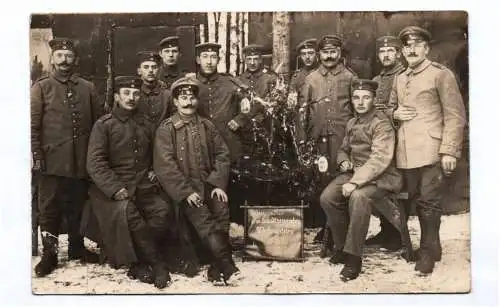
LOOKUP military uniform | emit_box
[31,38,103,277]
[320,79,402,280]
[289,38,319,93]
[158,36,188,88]
[154,77,238,283]
[387,26,467,274]
[85,76,171,288]
[299,36,357,174]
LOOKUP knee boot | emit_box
[34,231,58,277]
[66,209,99,264]
[205,232,239,284]
[320,225,333,258]
[415,208,441,274]
[131,228,171,289]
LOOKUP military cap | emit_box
[351,79,379,93]
[137,51,162,65]
[318,34,342,50]
[296,38,318,52]
[195,42,221,55]
[398,26,432,43]
[159,36,180,49]
[243,44,264,56]
[48,38,76,52]
[170,76,201,97]
[114,76,142,91]
[375,36,402,50]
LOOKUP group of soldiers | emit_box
[31,24,466,287]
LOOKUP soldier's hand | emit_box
[339,160,353,172]
[228,120,240,131]
[441,154,457,176]
[147,170,157,183]
[393,105,417,121]
[211,188,228,203]
[114,188,129,201]
[342,182,358,198]
[186,192,204,208]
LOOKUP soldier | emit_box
[158,36,188,89]
[194,42,255,163]
[136,51,173,128]
[86,76,171,289]
[31,38,102,277]
[364,36,406,250]
[387,26,466,274]
[154,77,239,284]
[299,34,357,173]
[289,38,319,94]
[320,79,403,281]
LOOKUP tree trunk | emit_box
[229,12,238,76]
[272,12,291,76]
[207,13,216,43]
[217,12,228,73]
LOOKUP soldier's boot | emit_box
[131,228,171,288]
[67,234,99,263]
[340,253,362,281]
[328,249,347,265]
[366,217,395,246]
[34,232,58,277]
[205,232,240,285]
[319,226,334,258]
[382,226,403,252]
[313,227,325,244]
[127,263,154,284]
[415,208,441,274]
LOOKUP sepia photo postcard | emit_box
[27,10,471,296]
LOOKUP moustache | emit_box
[407,53,418,57]
[181,104,195,109]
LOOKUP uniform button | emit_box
[133,139,137,142]
[72,119,76,123]
[181,146,184,150]
[134,149,138,153]
[73,135,77,139]
[179,157,183,161]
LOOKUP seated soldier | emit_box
[153,77,240,285]
[86,76,171,289]
[319,79,403,281]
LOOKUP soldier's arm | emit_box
[205,122,231,192]
[86,121,125,198]
[385,77,400,129]
[349,119,395,188]
[158,89,175,124]
[437,69,467,159]
[90,83,105,123]
[153,124,197,204]
[30,83,44,162]
[336,120,353,166]
[296,80,312,142]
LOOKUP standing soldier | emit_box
[289,38,319,95]
[154,77,239,285]
[299,35,357,245]
[388,26,466,274]
[237,44,277,154]
[364,36,406,250]
[320,79,402,281]
[86,76,171,289]
[136,51,173,128]
[31,38,102,277]
[158,36,188,89]
[194,42,254,163]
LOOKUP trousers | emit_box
[401,162,445,213]
[320,173,388,256]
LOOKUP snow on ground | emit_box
[32,213,470,294]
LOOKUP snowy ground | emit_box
[32,213,470,294]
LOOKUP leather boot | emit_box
[313,227,325,244]
[205,232,239,284]
[319,226,333,258]
[365,218,390,246]
[131,228,171,288]
[415,208,441,274]
[34,232,58,277]
[340,253,362,281]
[328,249,347,265]
[68,234,99,263]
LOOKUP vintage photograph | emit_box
[30,11,470,294]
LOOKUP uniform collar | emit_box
[302,63,318,72]
[243,69,264,79]
[380,62,405,76]
[318,62,345,76]
[354,107,377,124]
[163,64,180,77]
[197,72,219,83]
[405,58,431,76]
[112,105,137,122]
[51,70,79,84]
[171,112,199,129]
[141,80,162,95]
